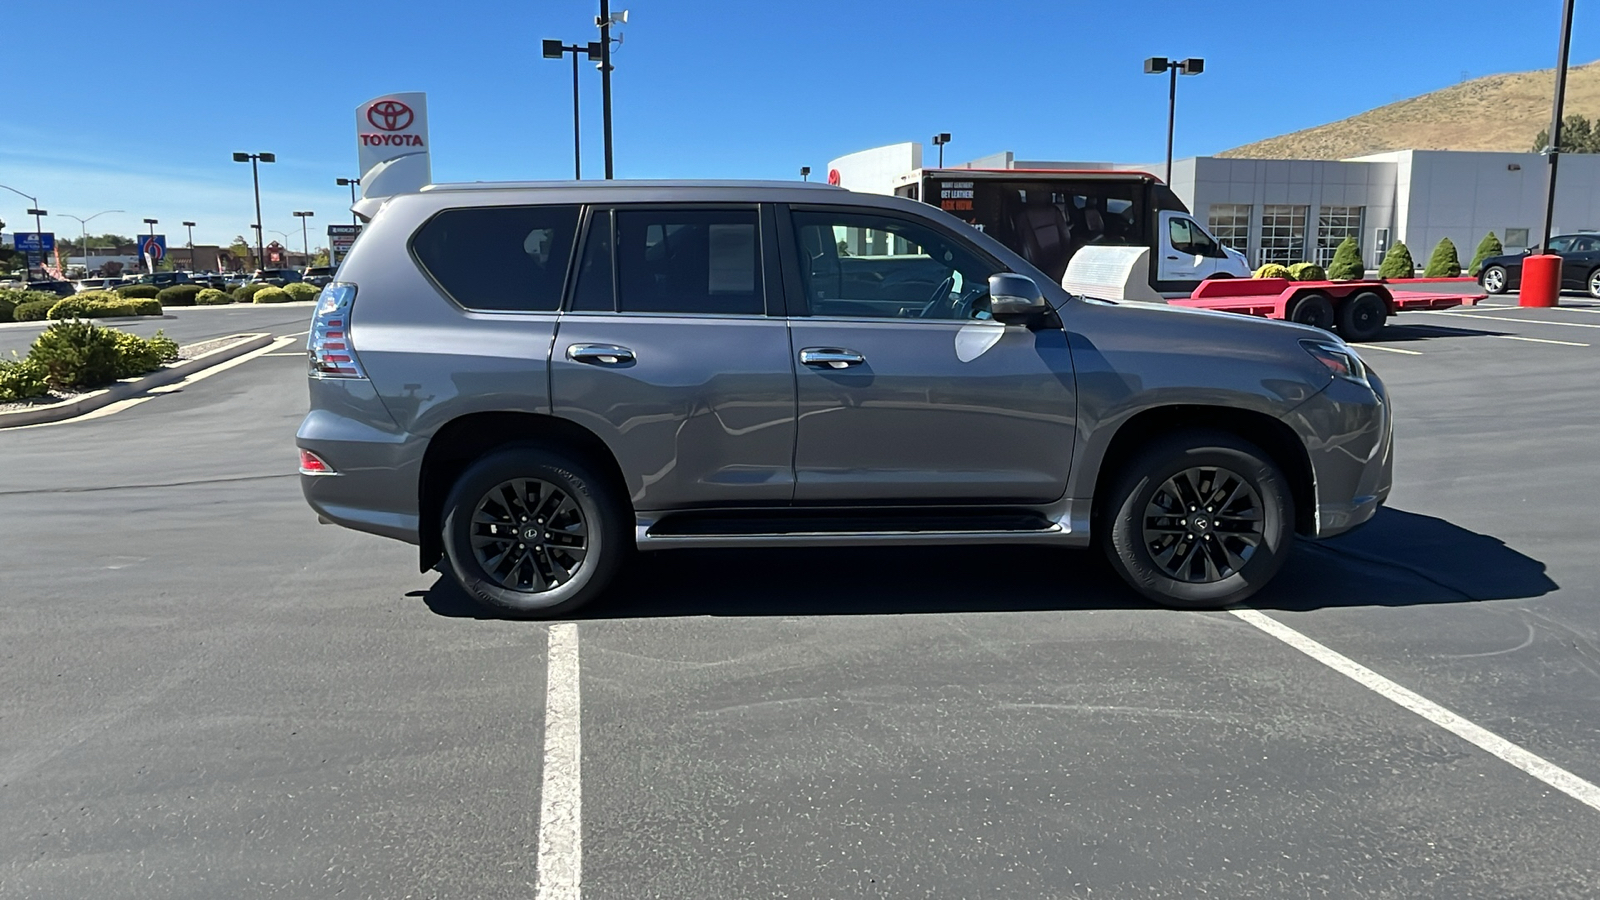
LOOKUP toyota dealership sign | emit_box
[355,92,432,210]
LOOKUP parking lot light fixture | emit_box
[293,211,315,263]
[61,209,122,273]
[544,39,603,179]
[932,133,951,168]
[233,152,275,264]
[1144,56,1204,185]
[336,177,361,225]
[800,166,811,182]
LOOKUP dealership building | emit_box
[828,142,1600,270]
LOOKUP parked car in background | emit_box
[74,277,119,293]
[302,266,336,287]
[250,268,303,286]
[26,280,77,298]
[1479,233,1600,297]
[123,271,191,289]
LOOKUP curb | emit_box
[0,332,275,429]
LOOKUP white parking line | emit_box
[1416,310,1600,330]
[1494,335,1591,347]
[1231,608,1600,813]
[536,623,583,900]
[1356,344,1423,355]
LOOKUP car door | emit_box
[1560,236,1599,291]
[550,204,796,511]
[781,204,1076,504]
[1157,211,1216,283]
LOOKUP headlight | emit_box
[1301,339,1370,387]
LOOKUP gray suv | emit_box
[297,180,1392,616]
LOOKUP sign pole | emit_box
[1541,0,1576,252]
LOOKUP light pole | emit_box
[232,151,275,265]
[1541,0,1576,252]
[596,3,628,179]
[800,166,811,182]
[143,218,159,272]
[61,209,123,274]
[182,221,197,271]
[1144,56,1205,185]
[932,133,951,168]
[293,211,314,265]
[335,177,360,225]
[1,184,45,274]
[543,39,603,179]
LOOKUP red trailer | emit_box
[1167,277,1484,342]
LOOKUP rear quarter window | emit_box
[411,205,580,311]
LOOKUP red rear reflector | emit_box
[299,449,336,475]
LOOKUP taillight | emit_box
[309,283,367,379]
[299,449,338,475]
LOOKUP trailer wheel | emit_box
[1337,291,1389,342]
[1286,292,1335,330]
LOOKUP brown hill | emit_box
[1218,59,1600,159]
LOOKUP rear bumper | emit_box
[1282,369,1393,539]
[296,382,422,546]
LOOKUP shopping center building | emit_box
[827,142,1600,270]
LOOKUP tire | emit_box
[1101,430,1294,609]
[1336,291,1388,342]
[1481,265,1509,294]
[1587,268,1600,299]
[441,445,629,618]
[1286,292,1335,330]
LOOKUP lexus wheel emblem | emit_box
[367,100,414,132]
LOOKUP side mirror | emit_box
[988,273,1048,321]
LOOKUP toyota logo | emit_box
[367,100,414,132]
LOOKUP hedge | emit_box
[0,321,180,399]
[157,284,202,307]
[1253,263,1292,279]
[283,282,321,302]
[1468,231,1503,277]
[1377,242,1416,280]
[47,292,138,319]
[0,357,49,401]
[127,297,163,316]
[0,289,64,323]
[1424,237,1462,277]
[13,300,57,321]
[252,286,292,304]
[115,284,161,299]
[233,282,271,302]
[196,288,232,305]
[1327,237,1365,280]
[1287,262,1327,281]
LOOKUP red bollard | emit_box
[1520,254,1562,307]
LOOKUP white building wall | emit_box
[826,142,922,195]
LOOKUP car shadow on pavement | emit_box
[1374,323,1511,344]
[413,507,1554,620]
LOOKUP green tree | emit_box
[1468,231,1503,276]
[1532,114,1600,153]
[309,248,330,267]
[1377,241,1415,279]
[1423,237,1462,277]
[1327,237,1365,280]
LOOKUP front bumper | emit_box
[1281,368,1393,539]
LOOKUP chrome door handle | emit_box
[799,348,865,369]
[567,343,635,365]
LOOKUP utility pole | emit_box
[1541,0,1576,251]
[599,0,614,178]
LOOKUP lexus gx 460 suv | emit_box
[297,180,1392,617]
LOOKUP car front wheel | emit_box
[1481,265,1509,294]
[1102,431,1294,609]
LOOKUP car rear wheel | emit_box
[1481,265,1509,294]
[1587,268,1600,299]
[1102,430,1294,609]
[441,445,629,618]
[1336,291,1388,342]
[1286,292,1335,330]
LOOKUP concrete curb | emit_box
[0,332,275,429]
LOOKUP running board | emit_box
[634,507,1088,550]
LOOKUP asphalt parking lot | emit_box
[2,298,1599,898]
[0,301,317,359]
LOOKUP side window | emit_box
[1570,236,1597,253]
[569,210,615,312]
[411,205,579,311]
[790,209,1002,320]
[1168,217,1196,254]
[614,208,763,315]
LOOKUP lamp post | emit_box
[800,166,811,182]
[1143,56,1205,185]
[932,133,951,168]
[596,2,629,179]
[543,40,603,179]
[232,151,275,265]
[335,177,360,225]
[293,211,314,266]
[182,221,197,271]
[1,184,45,274]
[1541,0,1577,253]
[61,209,123,274]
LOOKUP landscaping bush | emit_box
[0,357,50,402]
[233,282,270,302]
[284,282,321,302]
[110,329,180,378]
[196,288,232,305]
[157,284,202,307]
[127,297,163,316]
[0,289,66,322]
[1468,231,1504,276]
[27,320,123,390]
[1286,262,1327,281]
[1377,242,1416,280]
[0,297,12,324]
[48,292,137,319]
[1424,237,1462,277]
[252,286,292,304]
[1252,263,1292,279]
[1326,237,1365,280]
[115,283,161,299]
[13,300,58,321]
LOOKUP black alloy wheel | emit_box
[470,478,589,593]
[1287,292,1335,330]
[1337,291,1388,342]
[1141,466,1265,583]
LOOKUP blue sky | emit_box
[3,0,1596,248]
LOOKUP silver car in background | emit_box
[296,180,1392,617]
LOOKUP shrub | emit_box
[1377,242,1416,280]
[126,297,163,316]
[1424,237,1463,277]
[1286,262,1327,281]
[196,288,232,305]
[115,283,161,299]
[252,286,292,304]
[1326,237,1365,280]
[27,320,123,389]
[1468,231,1504,276]
[157,284,202,307]
[1,289,67,321]
[13,300,58,321]
[0,297,12,324]
[110,329,180,378]
[283,282,321,302]
[48,292,137,319]
[0,357,50,402]
[1253,263,1292,279]
[233,282,270,302]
